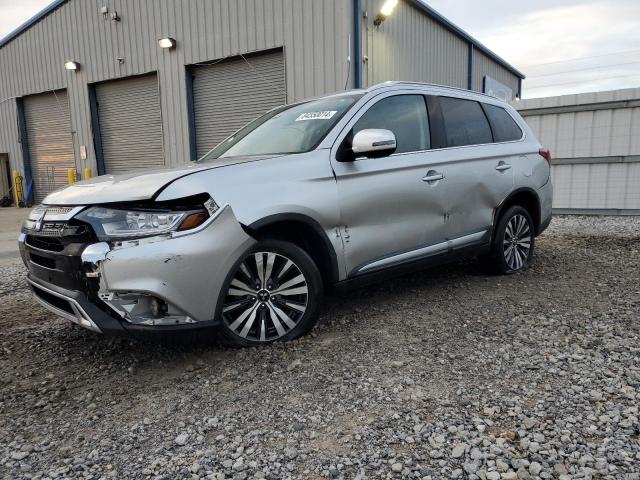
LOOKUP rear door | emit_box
[427,95,515,241]
[331,92,449,276]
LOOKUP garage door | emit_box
[95,74,164,174]
[192,50,286,158]
[23,91,75,203]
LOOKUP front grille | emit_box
[30,253,57,269]
[26,235,65,252]
[43,206,75,216]
[32,285,75,315]
[25,222,93,243]
[24,218,100,294]
[40,222,67,236]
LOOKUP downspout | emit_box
[16,97,34,205]
[467,42,474,91]
[353,0,362,88]
[517,77,523,99]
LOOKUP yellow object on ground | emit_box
[84,167,92,179]
[67,168,76,184]
[12,171,23,205]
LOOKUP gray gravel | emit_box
[1,215,639,479]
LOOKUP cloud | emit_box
[426,0,640,98]
[0,0,55,40]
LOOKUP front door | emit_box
[331,92,449,276]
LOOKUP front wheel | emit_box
[218,239,323,346]
[486,205,535,274]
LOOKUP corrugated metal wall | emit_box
[192,50,286,157]
[94,74,165,174]
[472,50,520,96]
[22,90,76,202]
[0,101,21,179]
[359,0,520,96]
[514,87,640,213]
[0,0,521,195]
[0,0,352,178]
[360,0,468,88]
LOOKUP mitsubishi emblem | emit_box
[35,209,47,232]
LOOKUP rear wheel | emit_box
[219,239,322,346]
[486,205,535,274]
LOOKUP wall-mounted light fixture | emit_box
[374,0,398,26]
[64,60,80,71]
[158,37,176,49]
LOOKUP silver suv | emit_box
[19,82,552,346]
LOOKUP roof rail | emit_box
[367,81,500,99]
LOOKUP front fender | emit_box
[100,206,256,322]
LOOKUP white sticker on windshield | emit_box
[295,110,338,121]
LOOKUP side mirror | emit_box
[351,129,397,159]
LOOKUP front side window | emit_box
[351,95,430,154]
[483,104,523,142]
[201,94,362,160]
[438,96,493,147]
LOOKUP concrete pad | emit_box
[0,207,29,264]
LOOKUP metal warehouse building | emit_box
[0,0,524,204]
[514,88,640,215]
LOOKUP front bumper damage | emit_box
[20,206,256,335]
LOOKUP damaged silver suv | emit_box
[19,82,552,346]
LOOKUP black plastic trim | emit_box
[348,230,491,278]
[334,242,491,294]
[425,95,446,149]
[246,213,340,286]
[493,187,543,236]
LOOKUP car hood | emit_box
[42,156,275,206]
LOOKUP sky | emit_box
[1,0,640,99]
[425,0,640,98]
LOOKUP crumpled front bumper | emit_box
[21,206,256,335]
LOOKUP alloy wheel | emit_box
[222,251,309,342]
[503,213,532,271]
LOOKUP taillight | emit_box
[539,148,551,166]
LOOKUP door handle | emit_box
[422,171,444,183]
[495,163,512,172]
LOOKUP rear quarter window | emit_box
[483,104,523,142]
[437,96,493,147]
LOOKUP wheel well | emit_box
[245,219,337,291]
[496,190,541,234]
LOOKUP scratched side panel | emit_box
[156,150,347,279]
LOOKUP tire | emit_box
[218,239,323,346]
[485,205,535,274]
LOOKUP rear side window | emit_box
[438,96,493,147]
[482,104,523,142]
[352,95,430,154]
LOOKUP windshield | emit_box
[200,94,362,160]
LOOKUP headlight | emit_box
[77,198,218,240]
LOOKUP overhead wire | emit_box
[526,61,640,78]
[526,73,640,89]
[520,49,640,68]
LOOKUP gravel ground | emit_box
[0,215,639,480]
